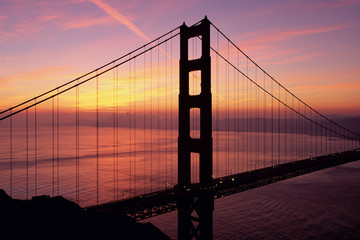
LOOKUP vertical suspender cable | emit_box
[157,42,160,189]
[165,41,168,187]
[331,119,334,153]
[242,69,245,172]
[296,99,299,159]
[271,80,274,166]
[303,104,306,157]
[143,49,147,193]
[295,100,298,160]
[246,59,249,171]
[285,91,287,161]
[296,100,299,160]
[26,109,29,199]
[256,67,259,169]
[321,116,323,155]
[226,41,230,175]
[170,34,173,186]
[263,72,266,168]
[298,101,301,160]
[34,99,37,196]
[289,96,292,161]
[291,97,294,161]
[237,51,240,173]
[52,97,55,197]
[150,49,153,192]
[116,64,119,200]
[129,59,132,197]
[170,37,178,178]
[216,30,219,177]
[278,85,280,165]
[10,110,12,197]
[57,89,60,196]
[134,58,137,196]
[113,62,116,201]
[324,116,327,154]
[315,113,318,157]
[96,72,99,204]
[234,67,238,174]
[309,108,312,158]
[293,97,296,161]
[233,51,236,173]
[249,61,252,170]
[302,104,305,158]
[76,80,79,204]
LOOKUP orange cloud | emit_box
[294,80,360,94]
[0,66,70,85]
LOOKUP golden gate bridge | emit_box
[1,17,359,239]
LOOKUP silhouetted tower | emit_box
[178,16,214,240]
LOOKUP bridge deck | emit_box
[86,149,360,221]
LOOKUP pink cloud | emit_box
[88,0,150,41]
[0,12,58,42]
[241,1,299,20]
[309,0,360,11]
[0,14,6,22]
[263,53,320,66]
[227,22,360,67]
[240,23,358,47]
[0,55,16,61]
[38,15,58,22]
[0,31,13,43]
[61,16,114,30]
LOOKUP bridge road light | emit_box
[122,191,126,199]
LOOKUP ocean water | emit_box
[1,124,359,239]
[1,125,352,207]
[145,160,360,240]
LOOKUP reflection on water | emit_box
[1,124,359,239]
[146,160,360,240]
[0,125,353,207]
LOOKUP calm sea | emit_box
[145,160,360,240]
[1,125,359,239]
[2,125,347,206]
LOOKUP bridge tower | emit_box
[178,16,213,239]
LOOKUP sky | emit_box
[1,0,360,118]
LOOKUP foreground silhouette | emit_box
[0,189,170,239]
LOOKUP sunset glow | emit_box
[1,3,360,231]
[1,0,359,118]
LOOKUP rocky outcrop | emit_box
[0,189,170,239]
